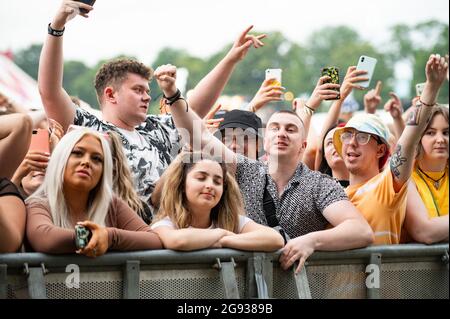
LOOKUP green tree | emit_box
[13,44,43,80]
[389,20,449,103]
[305,26,394,111]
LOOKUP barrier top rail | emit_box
[0,244,448,268]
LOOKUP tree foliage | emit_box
[12,21,449,112]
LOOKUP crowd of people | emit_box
[1,0,448,275]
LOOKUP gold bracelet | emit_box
[303,104,315,116]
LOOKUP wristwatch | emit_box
[48,23,65,37]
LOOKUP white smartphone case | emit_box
[356,56,377,88]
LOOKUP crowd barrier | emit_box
[0,244,448,299]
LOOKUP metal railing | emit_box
[0,244,448,299]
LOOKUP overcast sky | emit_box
[0,0,448,66]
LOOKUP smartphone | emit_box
[74,0,96,14]
[321,67,340,100]
[356,56,378,89]
[265,69,282,87]
[415,83,426,97]
[75,225,92,250]
[29,129,50,153]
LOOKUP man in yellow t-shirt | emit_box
[333,54,449,245]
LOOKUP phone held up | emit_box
[415,83,426,97]
[356,56,377,89]
[321,67,340,100]
[74,0,96,14]
[29,129,50,153]
[265,69,282,87]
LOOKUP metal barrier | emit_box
[0,244,448,299]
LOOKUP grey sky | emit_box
[1,0,448,67]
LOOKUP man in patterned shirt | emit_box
[38,1,266,208]
[164,71,374,273]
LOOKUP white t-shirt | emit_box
[151,216,252,233]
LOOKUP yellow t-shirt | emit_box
[346,170,408,245]
[412,166,449,218]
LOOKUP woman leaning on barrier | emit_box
[25,129,162,257]
[402,105,449,244]
[151,152,284,252]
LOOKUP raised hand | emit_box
[52,0,94,28]
[77,221,109,258]
[248,78,285,112]
[425,54,449,89]
[11,151,50,188]
[306,76,341,111]
[204,104,224,133]
[420,54,449,106]
[48,119,65,152]
[340,66,368,101]
[384,92,403,119]
[364,81,382,114]
[226,26,267,63]
[154,64,178,98]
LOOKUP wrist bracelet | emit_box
[163,89,181,105]
[48,23,65,37]
[163,89,188,112]
[304,104,315,116]
[418,99,436,107]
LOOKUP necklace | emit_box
[417,166,447,190]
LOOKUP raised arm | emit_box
[38,0,94,131]
[314,66,367,170]
[247,78,285,113]
[390,54,449,191]
[297,75,340,139]
[0,113,33,179]
[384,92,405,140]
[364,81,383,114]
[154,65,237,165]
[188,26,266,118]
[218,221,284,252]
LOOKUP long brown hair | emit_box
[154,152,245,233]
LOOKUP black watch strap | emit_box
[48,23,65,37]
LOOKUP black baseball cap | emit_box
[215,110,263,138]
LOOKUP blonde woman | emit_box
[26,129,162,256]
[151,152,284,252]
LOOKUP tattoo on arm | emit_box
[390,145,407,179]
[406,105,421,126]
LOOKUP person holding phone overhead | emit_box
[11,120,64,198]
[333,54,449,245]
[26,129,162,256]
[39,0,267,212]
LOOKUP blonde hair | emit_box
[154,152,245,233]
[107,131,144,217]
[27,130,113,229]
